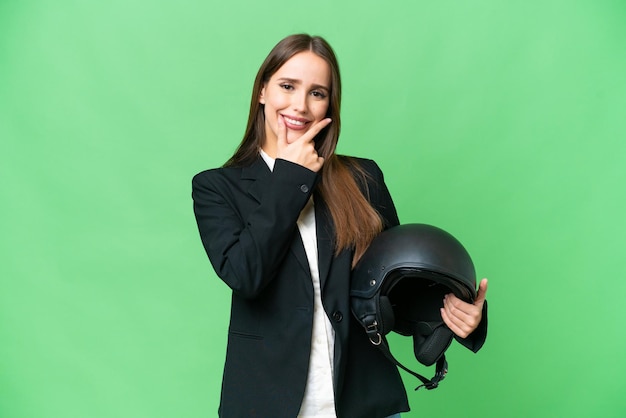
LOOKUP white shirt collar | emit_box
[259,148,275,172]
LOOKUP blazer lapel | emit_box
[241,157,270,204]
[315,193,335,289]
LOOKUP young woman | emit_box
[192,34,488,418]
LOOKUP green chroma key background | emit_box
[1,0,624,417]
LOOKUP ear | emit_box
[259,85,266,104]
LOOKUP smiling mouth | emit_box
[283,115,308,127]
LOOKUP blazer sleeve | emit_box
[192,159,317,299]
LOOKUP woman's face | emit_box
[259,51,331,156]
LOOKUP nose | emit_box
[291,91,308,114]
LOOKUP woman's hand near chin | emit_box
[275,115,331,172]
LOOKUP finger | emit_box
[443,294,474,323]
[440,307,471,339]
[443,293,475,317]
[443,293,482,331]
[442,299,478,338]
[474,278,488,306]
[305,156,326,173]
[277,115,288,148]
[293,117,332,144]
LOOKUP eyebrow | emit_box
[276,77,329,92]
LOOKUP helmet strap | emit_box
[376,338,448,390]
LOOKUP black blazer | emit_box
[192,156,410,417]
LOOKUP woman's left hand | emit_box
[441,278,488,339]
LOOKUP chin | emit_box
[287,133,305,143]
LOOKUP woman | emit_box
[192,34,488,418]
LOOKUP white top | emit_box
[260,151,337,417]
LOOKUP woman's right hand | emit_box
[275,115,331,172]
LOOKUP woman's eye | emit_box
[311,91,327,99]
[280,84,293,90]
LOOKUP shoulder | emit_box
[336,154,377,166]
[336,154,399,227]
[192,166,238,190]
[192,157,267,187]
[336,154,386,183]
[191,163,260,204]
[193,166,235,183]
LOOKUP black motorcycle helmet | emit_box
[351,223,477,389]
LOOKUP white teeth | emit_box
[284,116,305,126]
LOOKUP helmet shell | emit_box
[351,223,476,303]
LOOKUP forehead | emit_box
[271,51,331,87]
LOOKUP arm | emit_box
[192,117,331,298]
[192,160,317,298]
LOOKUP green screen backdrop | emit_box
[1,0,625,417]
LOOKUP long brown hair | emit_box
[225,34,382,265]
